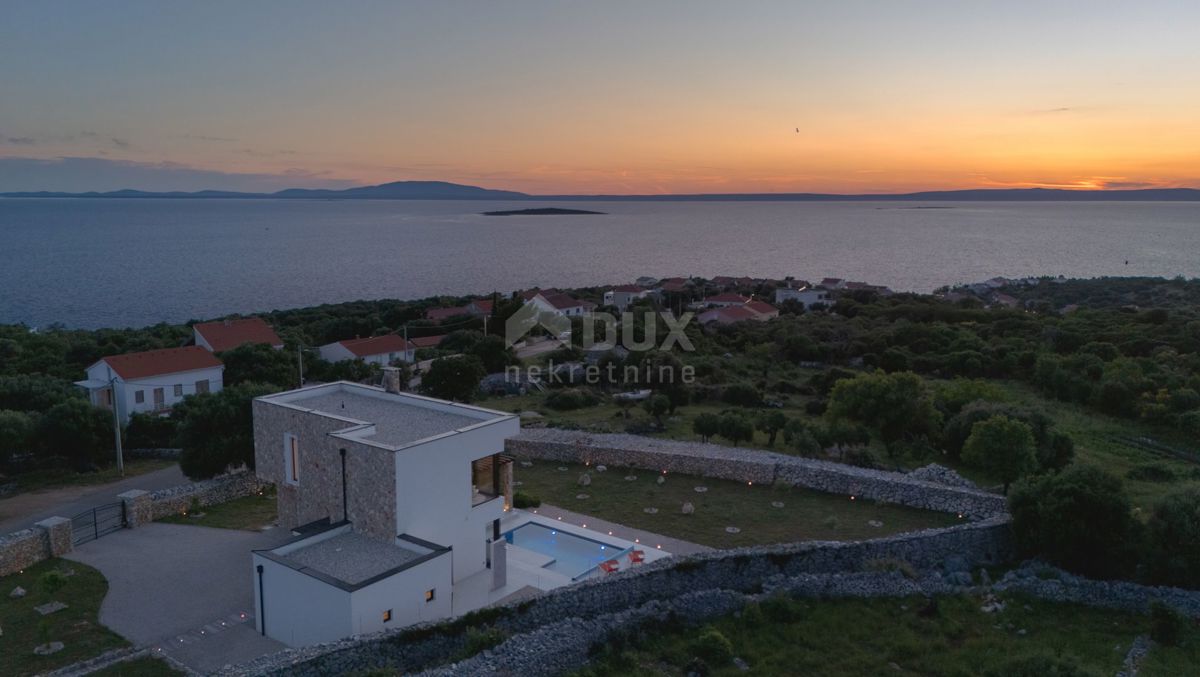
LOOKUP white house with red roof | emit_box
[697,299,778,325]
[75,346,224,423]
[689,292,750,310]
[602,284,653,311]
[425,299,494,322]
[774,286,831,308]
[193,317,284,353]
[318,335,415,365]
[525,290,595,317]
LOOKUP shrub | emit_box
[691,626,734,665]
[125,412,178,449]
[1009,464,1139,579]
[458,626,508,659]
[1149,601,1186,646]
[513,491,541,509]
[721,383,762,407]
[1144,488,1200,589]
[961,415,1038,494]
[544,388,599,411]
[692,413,720,443]
[717,412,755,446]
[39,569,68,594]
[1126,462,1178,483]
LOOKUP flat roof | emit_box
[258,382,512,448]
[280,531,427,586]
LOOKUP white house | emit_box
[251,377,520,646]
[318,335,415,365]
[774,286,831,308]
[75,346,224,423]
[602,285,653,311]
[193,317,284,353]
[526,291,595,317]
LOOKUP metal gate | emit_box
[71,501,126,545]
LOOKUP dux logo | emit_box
[505,304,695,353]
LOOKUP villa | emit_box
[525,290,596,317]
[193,317,284,353]
[318,335,415,365]
[250,373,665,646]
[75,346,224,423]
[774,286,831,308]
[602,284,653,311]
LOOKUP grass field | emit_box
[487,374,1200,514]
[0,559,128,677]
[158,489,277,531]
[515,460,959,548]
[573,592,1200,676]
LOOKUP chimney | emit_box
[381,366,401,394]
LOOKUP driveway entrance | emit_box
[66,522,294,672]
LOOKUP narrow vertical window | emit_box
[195,379,210,394]
[135,390,145,404]
[174,384,183,397]
[284,433,300,485]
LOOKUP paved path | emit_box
[0,464,187,533]
[536,503,712,555]
[66,522,293,673]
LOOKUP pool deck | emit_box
[526,504,713,556]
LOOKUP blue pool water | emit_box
[504,522,628,579]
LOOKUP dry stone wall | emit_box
[507,429,1007,518]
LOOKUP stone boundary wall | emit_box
[995,561,1200,618]
[507,429,1008,518]
[146,471,270,521]
[0,527,49,576]
[219,517,1013,676]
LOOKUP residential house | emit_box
[526,290,595,317]
[409,335,446,350]
[193,317,284,353]
[690,292,749,310]
[250,377,520,646]
[425,299,494,322]
[75,346,224,423]
[818,277,846,290]
[697,300,778,325]
[318,335,415,365]
[602,284,653,311]
[658,277,690,293]
[774,286,831,308]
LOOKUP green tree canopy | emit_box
[218,342,299,388]
[0,409,34,467]
[175,382,278,480]
[717,412,754,446]
[692,412,720,443]
[35,398,115,469]
[961,415,1038,493]
[1144,488,1200,589]
[826,371,942,457]
[422,355,486,402]
[1008,464,1139,579]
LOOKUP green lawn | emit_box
[489,375,1200,514]
[515,461,959,548]
[88,656,182,677]
[574,592,1199,677]
[2,459,176,495]
[158,489,277,531]
[0,559,128,677]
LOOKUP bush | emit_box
[721,383,761,407]
[1126,462,1178,483]
[544,388,599,411]
[176,382,278,480]
[1144,488,1200,589]
[422,355,487,402]
[961,415,1038,493]
[691,626,734,665]
[1009,464,1139,579]
[39,569,68,594]
[125,412,178,449]
[513,491,541,509]
[1150,601,1186,646]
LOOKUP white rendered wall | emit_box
[349,552,452,636]
[252,553,352,647]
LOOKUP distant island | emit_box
[3,180,1200,202]
[482,207,606,216]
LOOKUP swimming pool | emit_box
[504,522,629,580]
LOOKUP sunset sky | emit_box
[2,1,1198,194]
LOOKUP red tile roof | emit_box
[97,346,223,380]
[468,299,494,313]
[193,317,283,353]
[541,292,594,311]
[699,306,759,324]
[410,335,446,348]
[746,300,778,316]
[610,284,647,293]
[338,335,413,358]
[702,293,750,304]
[426,306,469,321]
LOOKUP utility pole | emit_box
[107,368,124,476]
[297,345,305,388]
